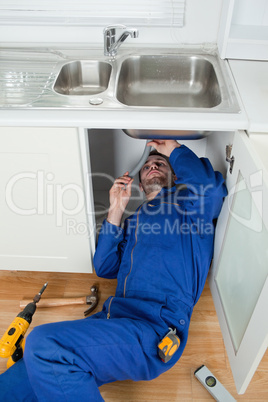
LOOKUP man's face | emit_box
[139,155,176,195]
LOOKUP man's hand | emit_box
[107,172,133,226]
[147,140,180,157]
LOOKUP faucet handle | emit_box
[104,25,139,56]
[125,28,139,39]
[104,25,127,57]
[103,24,127,35]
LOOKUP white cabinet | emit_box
[0,127,95,273]
[218,0,268,60]
[209,130,268,394]
[228,60,268,134]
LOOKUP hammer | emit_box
[19,286,99,317]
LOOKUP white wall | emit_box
[1,0,223,46]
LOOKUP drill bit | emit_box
[33,282,48,304]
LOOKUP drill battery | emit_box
[157,328,180,363]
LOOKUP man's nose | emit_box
[150,163,158,170]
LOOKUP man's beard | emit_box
[141,175,171,195]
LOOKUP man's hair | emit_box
[138,150,175,182]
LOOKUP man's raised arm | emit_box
[93,172,133,279]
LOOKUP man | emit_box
[0,140,227,401]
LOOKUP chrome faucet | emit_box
[104,25,139,57]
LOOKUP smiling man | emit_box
[0,140,227,402]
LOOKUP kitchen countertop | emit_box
[0,46,248,131]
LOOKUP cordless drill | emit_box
[0,282,48,368]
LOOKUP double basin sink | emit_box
[53,48,240,112]
[53,48,240,138]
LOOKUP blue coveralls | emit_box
[0,145,227,401]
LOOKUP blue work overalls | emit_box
[0,146,227,401]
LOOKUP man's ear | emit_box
[173,174,178,182]
[139,182,144,192]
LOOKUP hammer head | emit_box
[84,285,99,316]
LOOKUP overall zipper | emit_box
[107,296,114,319]
[123,204,143,297]
[122,200,180,298]
[148,201,180,207]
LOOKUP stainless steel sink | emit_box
[48,47,241,128]
[0,46,245,138]
[116,55,222,108]
[54,60,112,96]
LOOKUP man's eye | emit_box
[157,162,164,167]
[143,166,149,170]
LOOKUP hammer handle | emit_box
[20,296,87,309]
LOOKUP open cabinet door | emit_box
[209,130,268,394]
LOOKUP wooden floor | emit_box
[0,270,267,401]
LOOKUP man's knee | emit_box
[24,323,56,362]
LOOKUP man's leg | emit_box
[22,316,166,402]
[0,358,37,402]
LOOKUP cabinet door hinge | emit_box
[226,145,235,174]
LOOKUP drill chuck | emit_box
[17,302,36,324]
